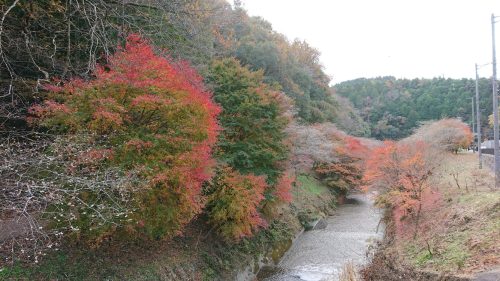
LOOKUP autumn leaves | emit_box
[363,119,473,238]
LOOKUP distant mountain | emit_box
[333,77,494,140]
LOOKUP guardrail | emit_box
[481,148,495,155]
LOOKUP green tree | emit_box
[233,16,337,123]
[207,58,288,183]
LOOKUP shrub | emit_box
[312,135,366,195]
[408,119,472,153]
[0,132,146,263]
[313,158,362,195]
[28,34,220,241]
[205,167,268,242]
[286,123,348,173]
[274,172,294,203]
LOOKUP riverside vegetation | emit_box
[0,1,365,279]
[1,1,499,280]
[361,120,499,280]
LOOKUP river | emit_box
[257,193,384,281]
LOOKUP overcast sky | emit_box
[241,0,500,84]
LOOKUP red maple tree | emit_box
[29,34,221,240]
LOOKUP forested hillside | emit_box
[334,77,494,139]
[0,1,361,279]
[0,0,337,126]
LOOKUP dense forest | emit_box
[334,77,495,139]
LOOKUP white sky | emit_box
[240,0,500,84]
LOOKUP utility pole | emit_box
[491,14,499,188]
[471,96,475,154]
[476,63,482,168]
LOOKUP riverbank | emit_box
[363,153,500,280]
[0,174,336,281]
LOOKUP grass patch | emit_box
[296,174,325,195]
[0,252,95,281]
[457,192,498,206]
[407,232,471,271]
[439,236,471,270]
[415,251,433,267]
[0,263,31,280]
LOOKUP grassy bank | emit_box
[364,152,499,280]
[402,153,499,275]
[0,174,335,281]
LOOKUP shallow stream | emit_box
[257,193,384,281]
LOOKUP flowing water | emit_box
[257,193,384,281]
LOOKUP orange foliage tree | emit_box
[364,141,438,238]
[313,135,367,196]
[28,34,220,241]
[205,166,268,242]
